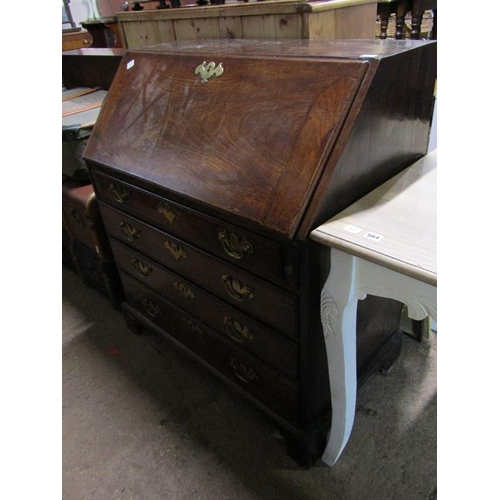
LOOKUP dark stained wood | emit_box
[64,234,124,309]
[99,203,299,336]
[92,170,297,288]
[120,273,299,423]
[377,2,394,39]
[356,296,405,382]
[84,39,437,466]
[62,178,113,260]
[85,39,436,241]
[410,0,437,39]
[377,0,436,40]
[377,0,411,39]
[81,18,124,48]
[62,48,125,90]
[62,179,124,308]
[85,48,368,239]
[296,40,437,239]
[110,238,299,378]
[127,38,426,58]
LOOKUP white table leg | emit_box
[320,249,359,466]
[319,248,437,466]
[354,259,437,323]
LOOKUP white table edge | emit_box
[311,229,437,288]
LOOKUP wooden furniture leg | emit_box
[410,10,424,39]
[410,1,437,39]
[430,9,437,39]
[377,3,394,39]
[395,0,411,39]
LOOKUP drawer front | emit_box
[100,203,298,337]
[120,272,299,423]
[110,239,298,379]
[92,170,297,288]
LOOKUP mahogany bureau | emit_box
[83,39,437,466]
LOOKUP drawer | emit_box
[92,170,297,288]
[120,272,299,424]
[110,239,298,379]
[100,203,298,337]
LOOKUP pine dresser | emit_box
[83,39,437,466]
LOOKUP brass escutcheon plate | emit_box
[195,61,224,83]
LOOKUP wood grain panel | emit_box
[92,170,295,287]
[85,50,367,238]
[111,239,299,377]
[120,272,299,423]
[100,204,299,335]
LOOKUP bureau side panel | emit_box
[297,240,331,428]
[297,41,437,239]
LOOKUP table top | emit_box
[62,88,108,129]
[311,149,437,286]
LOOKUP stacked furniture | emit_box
[62,29,93,52]
[62,87,124,309]
[62,48,125,92]
[62,178,124,309]
[83,39,437,466]
[116,0,378,49]
[81,17,124,48]
[62,51,126,307]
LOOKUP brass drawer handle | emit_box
[164,239,187,261]
[120,221,140,242]
[141,298,161,318]
[109,181,130,204]
[157,202,180,225]
[132,258,152,278]
[218,229,253,260]
[173,281,195,300]
[181,316,202,336]
[221,274,254,302]
[230,359,257,383]
[223,316,253,344]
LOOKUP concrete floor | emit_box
[62,265,437,500]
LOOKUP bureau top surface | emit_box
[311,149,437,286]
[84,39,436,239]
[134,38,432,60]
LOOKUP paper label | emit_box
[364,232,383,242]
[343,224,362,234]
[127,59,135,70]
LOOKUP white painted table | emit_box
[310,149,437,466]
